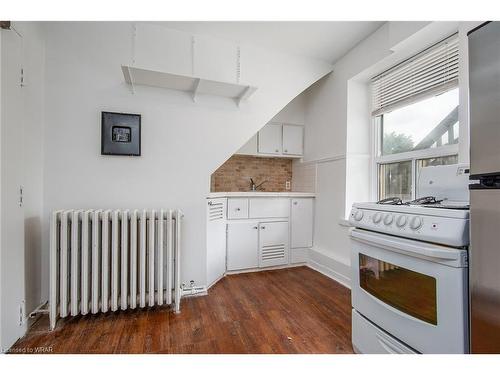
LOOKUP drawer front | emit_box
[352,310,417,354]
[227,198,249,219]
[249,198,289,218]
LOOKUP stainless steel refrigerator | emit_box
[468,21,500,353]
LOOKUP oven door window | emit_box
[359,253,437,325]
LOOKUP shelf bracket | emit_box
[236,85,252,107]
[127,65,135,95]
[191,78,201,102]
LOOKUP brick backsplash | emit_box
[211,155,292,192]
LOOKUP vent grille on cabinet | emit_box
[208,201,224,221]
[261,244,286,261]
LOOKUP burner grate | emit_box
[377,197,404,205]
[405,196,443,206]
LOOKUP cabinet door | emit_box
[227,222,259,271]
[290,198,314,249]
[282,124,304,156]
[258,123,282,154]
[236,133,258,156]
[1,29,26,346]
[259,221,289,267]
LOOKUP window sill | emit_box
[338,218,352,227]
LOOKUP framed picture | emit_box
[101,111,141,156]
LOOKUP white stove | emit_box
[349,164,470,354]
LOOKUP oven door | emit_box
[350,229,468,354]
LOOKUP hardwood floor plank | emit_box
[10,267,353,354]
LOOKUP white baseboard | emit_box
[224,262,307,276]
[207,274,225,290]
[307,248,351,289]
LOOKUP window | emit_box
[372,34,460,201]
[381,88,459,155]
[378,161,413,201]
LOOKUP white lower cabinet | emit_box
[226,220,289,271]
[290,198,314,248]
[209,196,314,275]
[227,222,259,271]
[259,221,289,268]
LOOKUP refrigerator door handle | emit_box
[469,172,500,190]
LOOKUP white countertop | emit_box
[207,191,315,198]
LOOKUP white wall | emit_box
[21,22,46,316]
[41,22,332,298]
[303,21,476,287]
[269,92,307,125]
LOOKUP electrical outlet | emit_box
[285,181,291,190]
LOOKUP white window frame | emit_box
[372,114,459,201]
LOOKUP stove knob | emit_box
[354,210,364,221]
[372,212,382,224]
[410,216,423,230]
[396,215,408,228]
[384,213,394,225]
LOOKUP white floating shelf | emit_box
[122,65,257,106]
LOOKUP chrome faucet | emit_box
[250,178,268,191]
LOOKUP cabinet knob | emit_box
[261,226,266,229]
[236,208,241,211]
[253,226,258,229]
[284,149,288,153]
[293,201,298,205]
[275,149,279,152]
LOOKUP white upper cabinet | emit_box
[237,123,304,158]
[258,123,282,155]
[282,124,304,156]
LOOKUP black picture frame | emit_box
[101,111,141,156]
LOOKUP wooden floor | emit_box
[10,266,353,354]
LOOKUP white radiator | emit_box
[49,209,183,330]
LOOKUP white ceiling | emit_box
[160,21,384,63]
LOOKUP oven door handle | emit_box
[351,229,461,260]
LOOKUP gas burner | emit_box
[377,197,404,205]
[405,196,443,206]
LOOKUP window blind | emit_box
[371,34,459,116]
